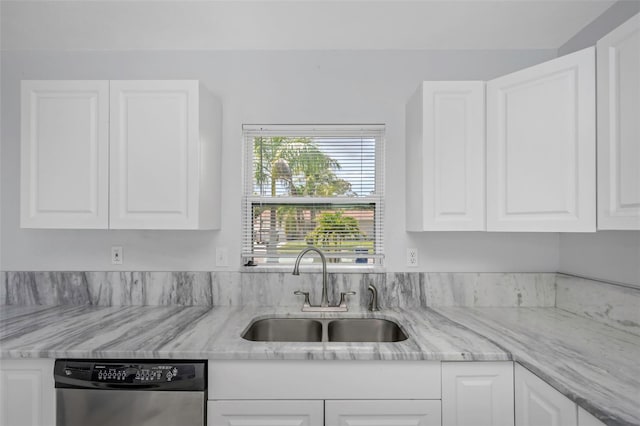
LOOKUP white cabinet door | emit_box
[442,361,514,426]
[110,80,220,229]
[597,13,640,230]
[208,400,323,426]
[577,407,606,426]
[21,79,221,230]
[20,80,109,228]
[0,358,55,426]
[515,364,577,426]
[487,47,596,232]
[325,400,441,426]
[406,81,485,231]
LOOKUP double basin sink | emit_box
[242,317,408,343]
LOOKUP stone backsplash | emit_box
[1,271,555,308]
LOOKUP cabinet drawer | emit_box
[325,400,441,426]
[209,360,441,400]
[208,400,323,426]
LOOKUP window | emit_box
[242,124,384,267]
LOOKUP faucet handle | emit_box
[294,290,311,307]
[338,291,356,308]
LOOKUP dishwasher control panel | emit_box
[54,360,205,390]
[92,364,181,383]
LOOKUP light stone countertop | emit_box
[1,305,638,425]
[432,307,640,426]
[0,305,509,361]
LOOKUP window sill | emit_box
[240,264,386,274]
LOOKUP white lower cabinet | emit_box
[0,359,56,426]
[208,400,441,426]
[208,361,607,426]
[208,400,324,426]
[325,400,441,426]
[209,360,441,400]
[209,361,442,426]
[577,407,606,426]
[515,363,577,426]
[442,361,514,426]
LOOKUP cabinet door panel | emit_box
[597,14,640,229]
[515,364,577,426]
[577,407,606,426]
[487,48,596,232]
[110,80,199,229]
[208,400,323,426]
[442,361,514,426]
[325,400,441,426]
[0,359,55,426]
[406,81,485,231]
[20,80,109,228]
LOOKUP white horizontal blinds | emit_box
[245,126,382,199]
[242,125,385,266]
[248,203,382,261]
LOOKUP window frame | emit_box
[241,124,385,269]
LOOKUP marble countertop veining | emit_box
[432,307,640,426]
[1,305,639,426]
[0,305,509,361]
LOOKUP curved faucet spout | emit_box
[292,247,329,307]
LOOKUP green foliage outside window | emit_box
[305,211,365,262]
[249,134,376,264]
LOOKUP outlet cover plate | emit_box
[111,246,123,265]
[407,248,418,267]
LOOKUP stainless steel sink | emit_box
[327,318,408,342]
[242,317,408,343]
[242,318,323,342]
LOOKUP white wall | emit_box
[0,49,560,272]
[559,233,640,286]
[558,0,640,56]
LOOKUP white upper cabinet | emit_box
[21,81,109,228]
[486,47,596,232]
[406,81,486,231]
[109,80,221,229]
[21,80,221,230]
[597,14,640,230]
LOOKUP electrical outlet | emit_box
[407,248,418,267]
[216,247,229,267]
[111,246,123,265]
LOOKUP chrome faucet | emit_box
[293,247,329,307]
[292,247,355,312]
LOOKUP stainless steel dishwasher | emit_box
[54,359,206,426]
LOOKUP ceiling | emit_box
[0,0,620,51]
